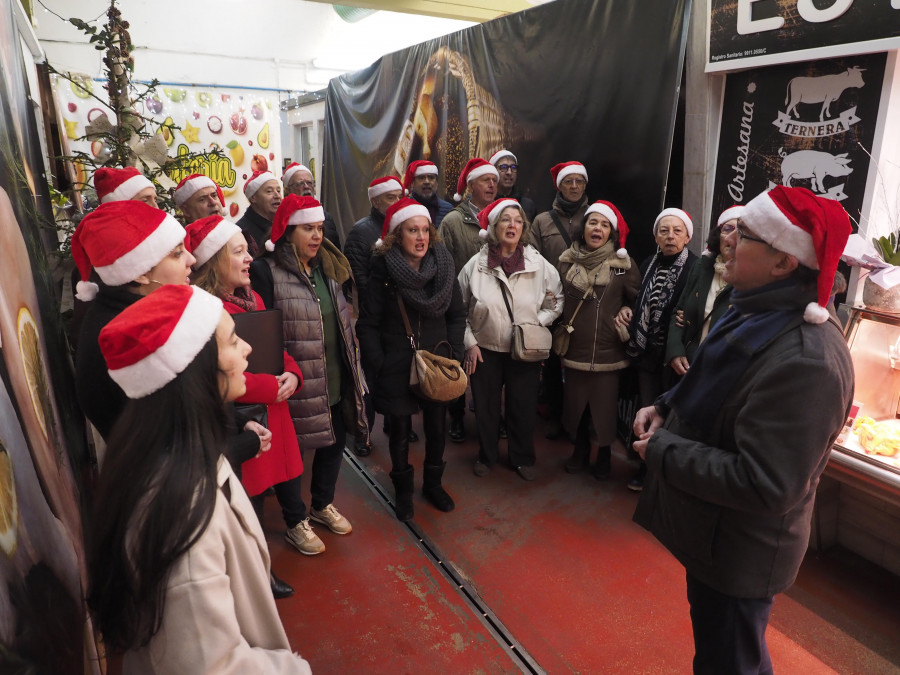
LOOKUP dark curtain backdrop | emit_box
[322,0,691,264]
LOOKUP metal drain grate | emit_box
[343,449,545,675]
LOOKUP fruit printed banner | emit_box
[0,3,97,672]
[54,78,282,220]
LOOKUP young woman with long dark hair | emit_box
[88,285,310,672]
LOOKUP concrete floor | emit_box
[262,414,900,674]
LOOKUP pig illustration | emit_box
[779,149,852,194]
[784,67,866,121]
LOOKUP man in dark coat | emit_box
[405,160,453,227]
[632,186,854,675]
[237,170,281,258]
[282,162,341,247]
[489,149,536,224]
[343,175,403,455]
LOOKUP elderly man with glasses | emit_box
[632,186,853,675]
[489,149,536,224]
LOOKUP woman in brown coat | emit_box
[557,201,641,478]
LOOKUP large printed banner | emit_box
[0,4,95,672]
[710,52,887,233]
[708,0,900,72]
[323,0,691,259]
[54,79,282,219]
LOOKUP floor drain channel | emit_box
[344,449,545,675]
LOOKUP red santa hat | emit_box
[174,173,225,208]
[717,204,745,227]
[740,186,851,324]
[453,158,499,202]
[550,162,588,190]
[184,215,242,268]
[403,160,439,191]
[93,167,154,204]
[367,176,403,201]
[585,200,629,258]
[488,149,517,166]
[99,285,224,399]
[71,200,186,301]
[244,170,278,199]
[653,208,694,239]
[476,198,523,240]
[282,162,311,187]
[266,194,325,252]
[377,197,431,248]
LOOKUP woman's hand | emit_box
[615,306,632,327]
[275,372,300,402]
[244,420,272,456]
[670,355,690,376]
[464,345,483,376]
[674,309,685,328]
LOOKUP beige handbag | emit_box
[397,295,468,402]
[498,279,551,362]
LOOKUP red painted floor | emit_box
[261,414,900,674]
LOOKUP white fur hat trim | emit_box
[367,178,403,200]
[100,174,153,203]
[584,203,618,229]
[192,219,241,268]
[555,164,588,188]
[174,175,216,207]
[488,149,517,165]
[244,172,277,199]
[93,213,186,286]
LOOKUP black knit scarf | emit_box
[384,243,455,317]
[662,278,809,434]
[556,193,588,217]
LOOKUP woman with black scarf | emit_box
[357,198,466,521]
[622,208,697,491]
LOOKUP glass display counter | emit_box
[827,305,900,507]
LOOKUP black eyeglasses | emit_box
[497,164,518,172]
[736,224,767,245]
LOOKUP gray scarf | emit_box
[383,243,455,317]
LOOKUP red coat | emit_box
[224,290,304,497]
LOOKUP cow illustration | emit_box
[779,149,852,194]
[784,67,866,121]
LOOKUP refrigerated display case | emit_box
[814,305,900,577]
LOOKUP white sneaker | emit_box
[309,503,352,535]
[285,519,325,555]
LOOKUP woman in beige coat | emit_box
[88,285,311,673]
[458,198,563,481]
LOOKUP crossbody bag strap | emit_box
[549,211,572,248]
[395,293,417,350]
[497,276,514,322]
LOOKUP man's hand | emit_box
[245,420,272,456]
[670,355,690,376]
[632,405,664,460]
[464,345,483,376]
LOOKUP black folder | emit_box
[231,309,284,375]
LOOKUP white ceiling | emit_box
[32,0,480,92]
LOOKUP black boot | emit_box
[422,462,455,512]
[564,439,589,473]
[592,445,611,480]
[390,466,415,521]
[270,571,294,599]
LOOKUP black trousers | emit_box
[251,474,305,529]
[448,393,465,422]
[686,572,774,675]
[387,402,446,471]
[541,351,564,422]
[470,348,540,468]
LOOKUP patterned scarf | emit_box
[383,243,455,317]
[626,248,690,358]
[558,240,630,296]
[487,243,525,277]
[222,286,257,312]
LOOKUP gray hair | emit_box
[486,203,533,247]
